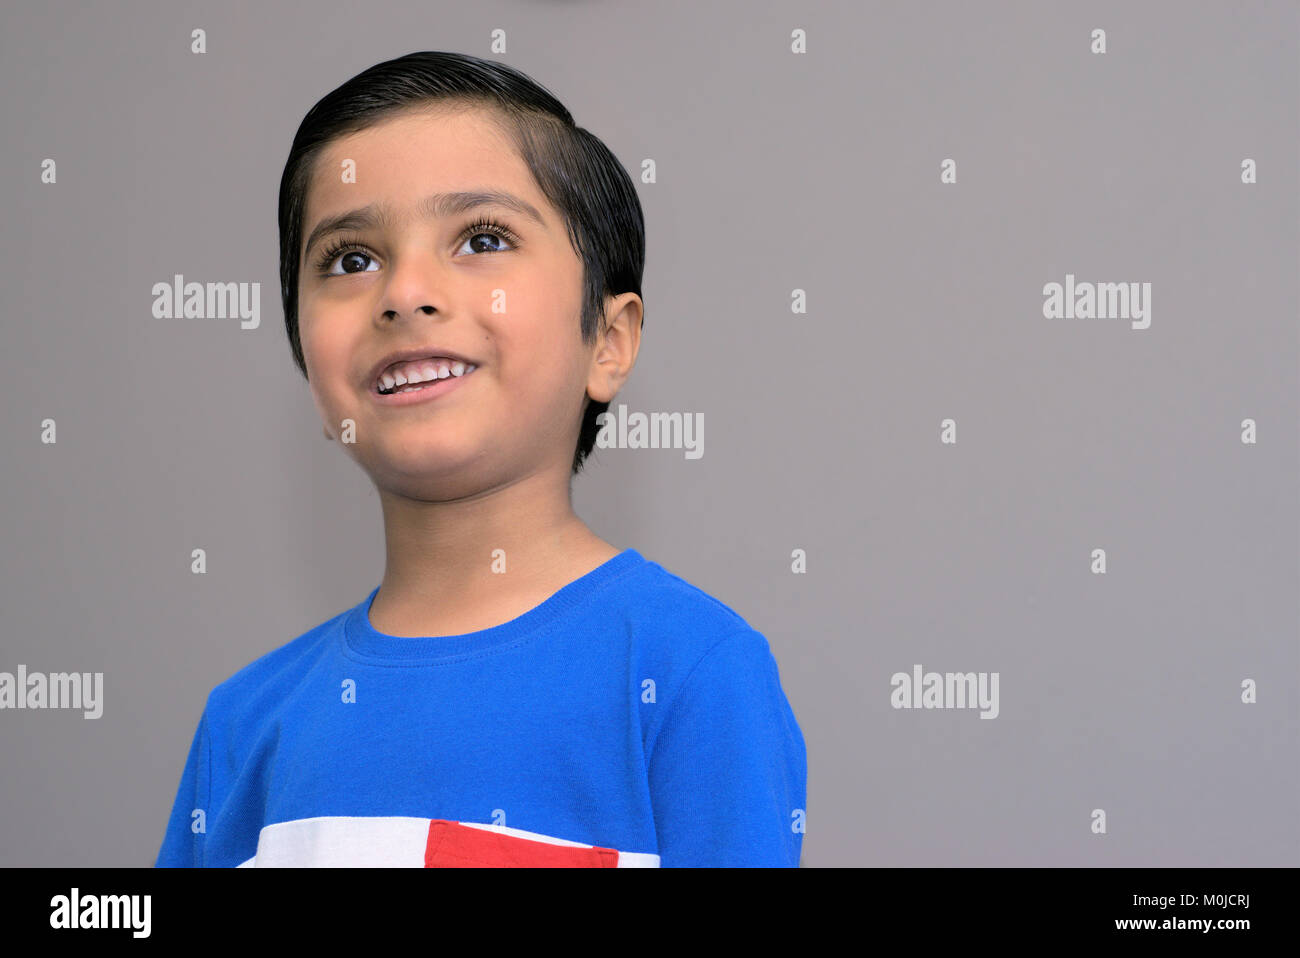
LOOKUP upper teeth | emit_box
[377,358,475,392]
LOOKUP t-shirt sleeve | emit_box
[647,629,807,867]
[154,707,211,867]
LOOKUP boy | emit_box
[155,51,806,867]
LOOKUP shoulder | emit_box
[618,559,803,802]
[611,552,780,700]
[202,601,350,723]
[616,552,765,654]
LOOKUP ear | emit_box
[586,293,643,403]
[323,424,332,440]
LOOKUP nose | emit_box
[377,247,447,324]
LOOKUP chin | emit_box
[366,441,471,477]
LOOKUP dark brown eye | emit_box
[338,251,374,273]
[463,232,508,254]
[456,217,519,256]
[315,238,380,275]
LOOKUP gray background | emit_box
[1,0,1296,867]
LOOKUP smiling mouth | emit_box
[374,361,479,395]
[369,365,480,408]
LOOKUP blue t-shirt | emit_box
[154,548,806,867]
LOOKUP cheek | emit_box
[298,316,324,376]
[496,313,584,395]
[300,314,350,383]
[507,343,572,396]
[521,359,587,421]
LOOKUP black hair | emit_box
[278,51,645,475]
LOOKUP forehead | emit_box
[302,106,548,235]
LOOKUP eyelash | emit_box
[312,216,521,273]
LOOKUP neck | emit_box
[368,467,616,637]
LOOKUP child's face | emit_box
[297,106,597,496]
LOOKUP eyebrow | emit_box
[301,190,548,265]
